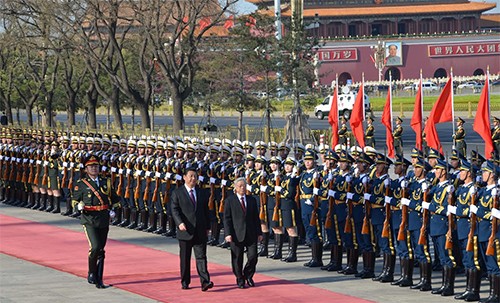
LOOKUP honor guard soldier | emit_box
[393,117,403,155]
[470,161,500,303]
[365,116,375,148]
[249,155,269,256]
[451,159,480,301]
[492,117,500,157]
[320,150,338,252]
[72,155,120,289]
[263,156,283,259]
[338,117,348,146]
[423,159,456,296]
[279,157,300,262]
[300,149,323,267]
[401,157,433,291]
[387,155,413,286]
[453,117,467,157]
[365,154,394,281]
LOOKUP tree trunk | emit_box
[86,86,98,130]
[172,95,184,134]
[135,101,150,131]
[26,104,33,127]
[67,91,77,126]
[238,111,243,141]
[110,86,123,130]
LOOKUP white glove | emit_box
[30,159,34,164]
[111,167,117,173]
[328,190,336,198]
[292,166,298,176]
[422,182,428,191]
[145,171,152,177]
[118,169,124,174]
[346,193,354,200]
[305,199,313,206]
[166,172,172,179]
[476,176,482,183]
[175,174,182,181]
[77,201,85,211]
[260,185,267,192]
[492,208,500,220]
[246,184,252,192]
[313,188,320,195]
[364,193,371,201]
[401,180,407,188]
[469,186,476,195]
[109,210,116,219]
[63,162,68,168]
[44,161,49,166]
[155,172,161,178]
[210,177,216,184]
[345,175,352,183]
[384,196,392,204]
[492,188,498,197]
[70,162,75,168]
[275,186,282,193]
[198,176,204,182]
[102,166,108,172]
[362,176,368,185]
[126,168,132,175]
[313,172,318,179]
[401,198,410,206]
[447,205,457,215]
[384,178,390,187]
[222,180,228,186]
[422,201,430,210]
[447,185,454,194]
[470,204,478,214]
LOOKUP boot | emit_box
[268,234,283,259]
[321,245,336,270]
[51,196,60,213]
[380,254,396,283]
[111,207,122,225]
[419,262,432,291]
[464,269,481,301]
[373,253,388,281]
[44,195,54,212]
[432,267,447,294]
[153,213,167,234]
[207,222,219,245]
[327,245,343,271]
[118,208,130,227]
[455,268,472,300]
[135,210,148,231]
[3,187,11,204]
[126,209,138,229]
[61,196,73,216]
[479,274,498,303]
[391,257,404,286]
[258,232,270,257]
[37,193,47,211]
[441,266,455,296]
[322,240,331,251]
[144,212,157,232]
[26,191,35,208]
[304,242,323,267]
[282,236,298,262]
[31,192,41,210]
[343,248,359,275]
[0,186,5,202]
[358,252,375,279]
[19,190,28,207]
[399,258,414,287]
[95,257,110,289]
[165,216,177,237]
[87,255,97,285]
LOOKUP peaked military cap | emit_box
[459,159,472,171]
[410,147,424,158]
[428,148,442,159]
[84,155,100,167]
[375,153,393,165]
[304,149,317,161]
[394,154,412,167]
[434,158,448,170]
[456,117,465,124]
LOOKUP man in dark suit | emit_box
[224,177,263,288]
[171,167,214,292]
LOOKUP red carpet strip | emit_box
[0,214,373,303]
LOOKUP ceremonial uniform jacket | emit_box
[407,178,427,231]
[428,180,450,236]
[331,172,351,222]
[455,181,474,240]
[475,184,496,242]
[388,176,405,227]
[366,173,390,225]
[350,173,368,223]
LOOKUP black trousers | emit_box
[83,225,109,273]
[178,235,210,286]
[230,238,258,285]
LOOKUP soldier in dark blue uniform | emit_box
[471,161,499,302]
[280,157,300,262]
[423,159,456,296]
[72,155,120,289]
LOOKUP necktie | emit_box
[190,189,196,207]
[240,196,246,213]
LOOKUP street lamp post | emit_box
[370,41,386,83]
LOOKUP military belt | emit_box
[335,199,346,205]
[300,194,313,199]
[83,205,109,211]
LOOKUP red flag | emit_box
[328,82,339,148]
[349,83,365,148]
[424,77,454,153]
[473,74,494,158]
[381,82,394,158]
[223,15,234,29]
[411,78,423,150]
[199,17,211,30]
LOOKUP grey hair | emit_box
[234,177,247,186]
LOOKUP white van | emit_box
[314,92,371,120]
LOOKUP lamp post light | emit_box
[370,40,386,83]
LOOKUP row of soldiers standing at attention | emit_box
[1,126,500,302]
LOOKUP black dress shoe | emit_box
[201,281,214,291]
[238,284,246,289]
[246,278,255,287]
[181,284,190,290]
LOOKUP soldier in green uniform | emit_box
[393,117,403,156]
[72,155,120,289]
[453,117,467,156]
[492,117,500,158]
[365,117,375,148]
